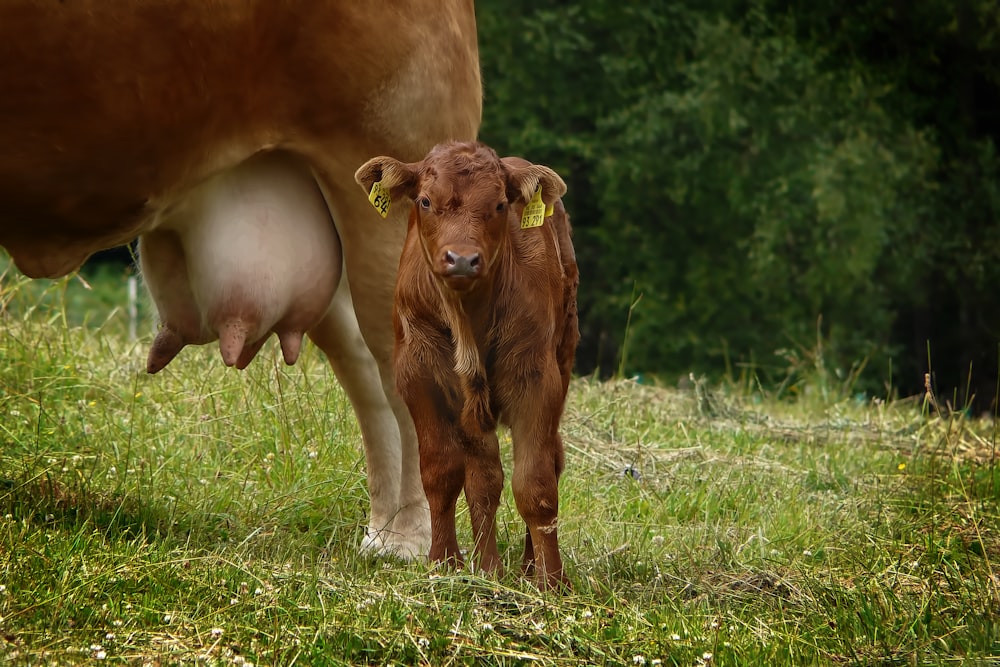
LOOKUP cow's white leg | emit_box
[312,179,430,559]
[308,274,429,559]
[377,366,431,559]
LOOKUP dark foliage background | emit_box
[475,0,1000,407]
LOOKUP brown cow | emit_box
[355,142,579,589]
[0,2,482,558]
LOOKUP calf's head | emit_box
[356,142,566,292]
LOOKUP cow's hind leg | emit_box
[308,277,429,559]
[314,181,430,559]
[462,430,503,576]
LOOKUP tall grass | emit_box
[1,262,998,665]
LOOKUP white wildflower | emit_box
[211,627,224,639]
[632,656,646,665]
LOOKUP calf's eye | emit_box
[496,202,506,213]
[418,197,431,210]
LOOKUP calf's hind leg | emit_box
[520,432,567,578]
[510,377,569,589]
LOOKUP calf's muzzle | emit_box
[443,249,482,278]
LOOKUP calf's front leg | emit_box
[462,430,504,575]
[402,382,466,566]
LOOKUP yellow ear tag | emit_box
[520,186,545,229]
[545,202,554,217]
[368,180,391,218]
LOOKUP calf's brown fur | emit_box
[356,142,579,588]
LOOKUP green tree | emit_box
[477,0,999,404]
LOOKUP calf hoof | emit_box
[522,559,570,592]
[471,555,504,579]
[536,570,571,593]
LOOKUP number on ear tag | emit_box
[368,181,391,218]
[521,187,545,229]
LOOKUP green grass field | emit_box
[1,266,998,665]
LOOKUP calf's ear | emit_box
[502,160,567,209]
[355,157,421,202]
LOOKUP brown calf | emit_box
[356,141,579,588]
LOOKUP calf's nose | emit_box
[444,249,481,278]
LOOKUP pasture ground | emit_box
[1,266,998,665]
